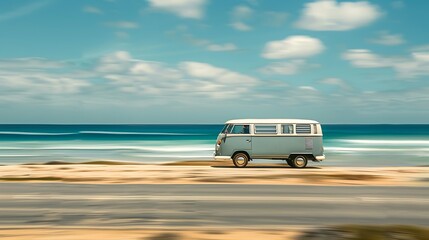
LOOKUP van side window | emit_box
[281,124,294,134]
[296,124,311,134]
[230,124,250,134]
[255,125,277,134]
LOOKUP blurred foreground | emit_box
[0,162,428,239]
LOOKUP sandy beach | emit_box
[1,226,428,240]
[0,160,428,186]
[0,228,302,240]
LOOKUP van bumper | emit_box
[214,156,232,161]
[315,155,325,161]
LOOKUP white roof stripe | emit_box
[225,119,319,124]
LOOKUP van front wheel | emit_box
[232,153,249,168]
[290,155,308,168]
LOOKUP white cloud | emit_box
[96,51,181,81]
[232,5,253,19]
[148,0,207,19]
[320,77,350,90]
[395,53,429,78]
[181,62,258,85]
[180,62,259,99]
[0,73,89,95]
[299,86,318,91]
[411,44,429,52]
[206,43,237,52]
[104,51,133,62]
[95,51,133,73]
[83,6,103,14]
[412,52,429,62]
[343,49,429,78]
[295,0,381,31]
[262,35,324,59]
[371,31,405,46]
[129,62,159,75]
[348,88,429,114]
[260,60,307,75]
[0,58,65,69]
[342,49,391,68]
[230,5,253,31]
[94,51,259,99]
[2,52,429,122]
[107,21,139,29]
[0,58,91,102]
[230,22,252,31]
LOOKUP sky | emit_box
[0,0,428,124]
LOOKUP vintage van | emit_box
[214,119,325,168]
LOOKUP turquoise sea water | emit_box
[0,124,428,166]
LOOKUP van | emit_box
[214,119,325,168]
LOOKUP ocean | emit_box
[0,124,428,167]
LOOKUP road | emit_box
[0,183,428,227]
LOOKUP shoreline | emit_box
[0,160,428,186]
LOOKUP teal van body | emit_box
[214,119,325,168]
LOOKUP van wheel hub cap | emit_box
[296,157,305,166]
[236,157,245,165]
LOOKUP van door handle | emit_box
[246,139,251,142]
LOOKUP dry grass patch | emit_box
[298,225,429,240]
[0,177,63,181]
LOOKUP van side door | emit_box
[251,124,280,157]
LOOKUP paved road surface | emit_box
[0,183,428,227]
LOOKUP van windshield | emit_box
[220,124,231,133]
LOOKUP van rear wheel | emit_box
[290,155,308,168]
[232,153,249,168]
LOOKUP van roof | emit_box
[225,119,320,124]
